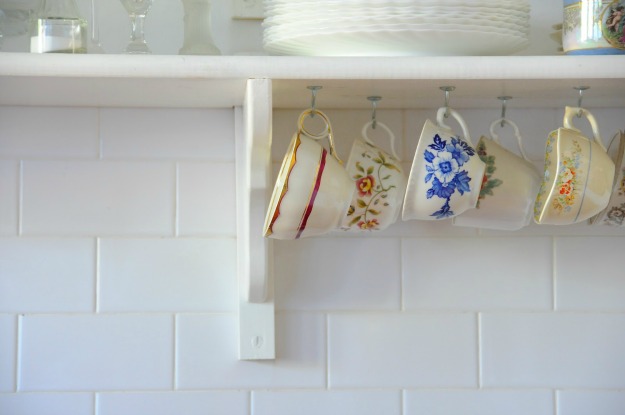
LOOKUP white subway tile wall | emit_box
[558,391,625,415]
[0,106,624,414]
[20,314,174,391]
[0,393,94,415]
[98,238,237,312]
[329,313,478,388]
[97,391,249,415]
[0,238,95,313]
[253,390,402,415]
[0,315,16,392]
[404,390,554,415]
[0,161,18,235]
[177,162,237,236]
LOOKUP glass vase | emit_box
[179,0,220,55]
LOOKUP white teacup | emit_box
[534,106,615,225]
[453,118,541,231]
[403,107,486,220]
[340,121,406,231]
[263,109,355,240]
[590,131,625,226]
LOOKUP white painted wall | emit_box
[1,104,625,414]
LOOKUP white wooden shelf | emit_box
[1,53,625,109]
[2,52,623,361]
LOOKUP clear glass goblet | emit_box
[119,0,153,54]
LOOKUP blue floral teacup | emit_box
[402,107,486,221]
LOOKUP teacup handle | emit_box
[489,118,531,162]
[297,109,344,165]
[361,120,401,160]
[563,106,606,151]
[436,107,473,146]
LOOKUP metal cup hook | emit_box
[307,85,322,118]
[367,96,382,129]
[573,86,590,118]
[498,96,513,127]
[440,86,455,118]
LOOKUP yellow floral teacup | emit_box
[534,106,615,225]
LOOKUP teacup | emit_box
[590,131,625,226]
[452,118,541,231]
[340,120,406,231]
[403,107,486,220]
[534,106,615,225]
[263,109,355,240]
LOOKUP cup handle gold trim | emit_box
[297,108,343,165]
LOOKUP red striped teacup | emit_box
[264,110,354,240]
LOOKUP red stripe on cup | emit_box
[296,148,328,239]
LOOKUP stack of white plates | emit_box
[262,0,530,56]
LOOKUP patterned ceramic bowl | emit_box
[534,107,615,225]
[590,131,625,225]
[403,107,485,221]
[340,121,406,232]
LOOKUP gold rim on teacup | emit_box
[263,109,354,240]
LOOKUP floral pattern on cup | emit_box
[475,140,503,209]
[534,132,556,220]
[423,134,476,219]
[550,139,583,213]
[605,201,625,225]
[344,143,401,231]
[596,165,625,226]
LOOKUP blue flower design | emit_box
[446,137,472,167]
[423,134,474,219]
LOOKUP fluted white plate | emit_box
[263,26,529,56]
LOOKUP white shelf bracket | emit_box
[236,78,275,360]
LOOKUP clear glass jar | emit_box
[30,0,87,53]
